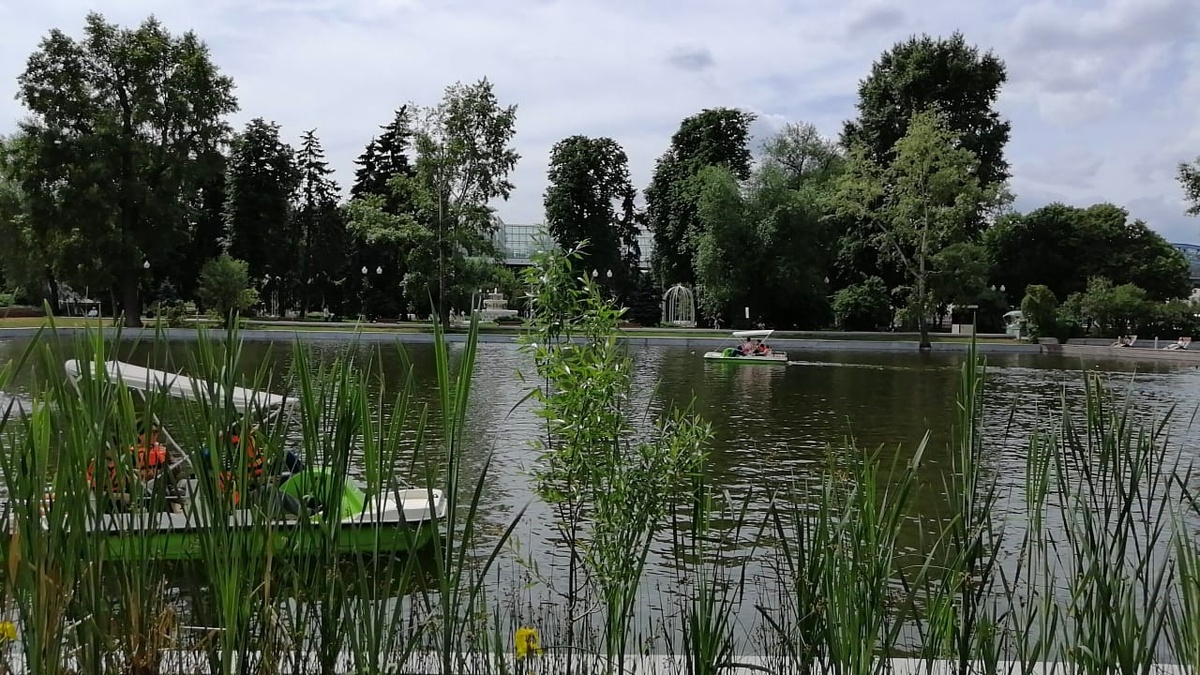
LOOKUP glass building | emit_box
[493,221,654,270]
[1172,243,1200,287]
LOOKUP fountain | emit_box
[477,289,519,323]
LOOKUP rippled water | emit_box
[4,336,1200,642]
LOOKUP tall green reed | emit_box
[517,243,709,673]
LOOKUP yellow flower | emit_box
[514,626,541,660]
[0,622,16,641]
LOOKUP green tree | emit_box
[12,13,237,326]
[692,165,755,322]
[832,276,892,330]
[197,254,259,327]
[985,202,1190,302]
[406,78,519,324]
[349,106,418,319]
[0,137,46,304]
[836,32,1009,294]
[645,108,755,287]
[930,241,990,308]
[1019,284,1058,338]
[224,118,300,305]
[842,31,1010,190]
[175,150,228,305]
[835,109,1000,349]
[544,135,642,298]
[760,122,844,188]
[293,129,347,315]
[1179,158,1200,217]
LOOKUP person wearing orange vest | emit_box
[87,420,171,512]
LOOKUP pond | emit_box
[2,334,1199,653]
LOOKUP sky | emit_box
[0,0,1198,242]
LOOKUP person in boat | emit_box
[201,422,306,515]
[87,417,172,513]
[735,339,755,356]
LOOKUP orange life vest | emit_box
[217,431,265,505]
[87,441,168,492]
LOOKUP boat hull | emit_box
[12,482,447,562]
[702,351,788,365]
[94,519,440,561]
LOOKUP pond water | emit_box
[3,335,1200,649]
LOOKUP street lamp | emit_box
[143,260,150,270]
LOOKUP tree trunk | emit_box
[917,213,931,351]
[120,270,143,328]
[45,268,60,315]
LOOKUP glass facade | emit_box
[1172,243,1200,286]
[494,222,654,270]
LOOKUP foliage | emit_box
[842,31,1010,191]
[645,108,756,287]
[1180,158,1200,217]
[293,129,347,315]
[692,165,755,323]
[834,109,1001,348]
[224,118,300,306]
[985,202,1191,302]
[1076,277,1151,337]
[0,137,46,299]
[517,243,709,668]
[11,12,238,327]
[831,276,892,330]
[1020,284,1058,338]
[689,124,840,328]
[544,135,642,299]
[348,79,518,324]
[930,242,990,308]
[197,254,259,327]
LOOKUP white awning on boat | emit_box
[64,359,290,413]
[732,329,774,340]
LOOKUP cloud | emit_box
[0,0,1194,246]
[666,46,715,73]
[846,5,907,35]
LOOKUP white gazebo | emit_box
[661,284,696,328]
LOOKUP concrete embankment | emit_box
[0,325,1046,355]
[1042,341,1200,366]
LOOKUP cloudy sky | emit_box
[0,0,1197,241]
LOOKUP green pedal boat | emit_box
[46,359,447,562]
[702,330,789,365]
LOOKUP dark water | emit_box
[3,336,1200,644]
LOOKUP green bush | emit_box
[197,254,259,328]
[1020,284,1059,338]
[832,276,892,330]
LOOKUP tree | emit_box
[836,32,1010,294]
[347,79,518,324]
[224,118,299,296]
[351,106,415,207]
[197,254,258,327]
[842,31,1010,190]
[175,150,228,304]
[644,108,756,287]
[1180,158,1200,217]
[12,13,237,326]
[293,130,347,315]
[985,202,1190,302]
[0,137,47,303]
[760,122,843,188]
[544,135,641,298]
[1019,284,1058,338]
[691,166,755,322]
[834,109,1000,349]
[832,277,892,330]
